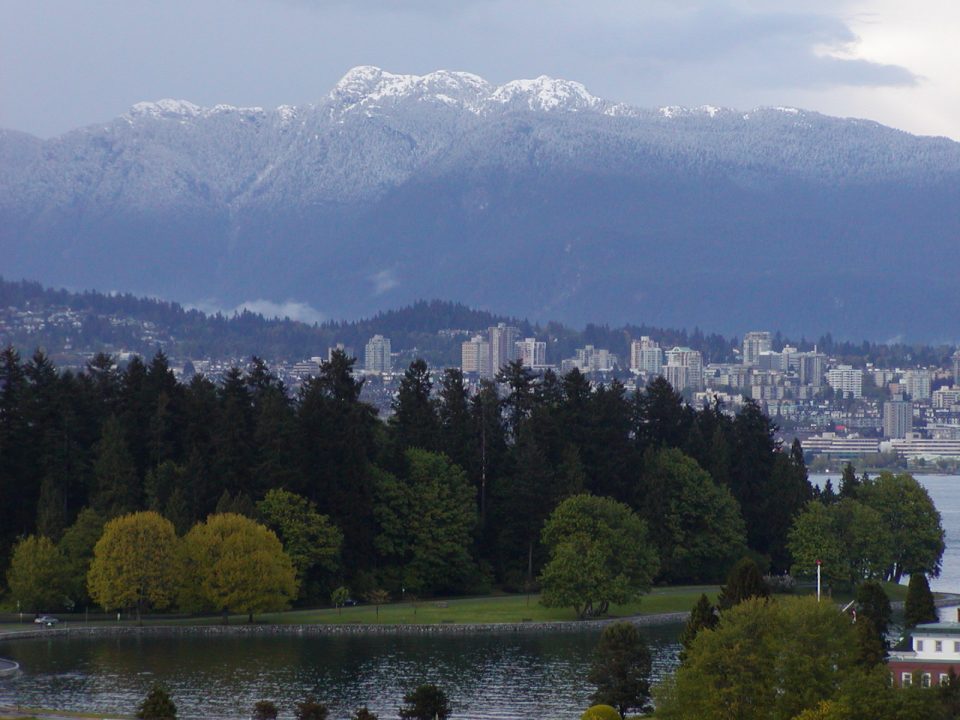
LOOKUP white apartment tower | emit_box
[461,335,492,377]
[743,331,773,367]
[953,350,960,384]
[630,337,663,376]
[515,338,547,368]
[488,323,520,373]
[826,365,863,399]
[664,346,703,392]
[903,369,932,401]
[364,334,392,374]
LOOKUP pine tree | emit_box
[904,573,937,628]
[588,622,653,718]
[718,557,769,610]
[92,415,140,517]
[855,580,892,639]
[679,593,719,663]
[136,685,176,720]
[839,462,861,499]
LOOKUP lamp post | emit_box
[17,600,21,624]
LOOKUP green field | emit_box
[0,582,916,632]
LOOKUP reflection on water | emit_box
[0,626,681,720]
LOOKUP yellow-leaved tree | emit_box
[86,511,181,623]
[181,513,297,623]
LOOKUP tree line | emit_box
[0,343,887,611]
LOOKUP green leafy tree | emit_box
[6,535,67,613]
[257,489,342,599]
[87,511,181,622]
[639,449,747,583]
[655,596,859,720]
[717,557,769,611]
[374,449,478,594]
[399,684,451,720]
[58,507,106,608]
[904,573,937,628]
[539,494,659,619]
[679,593,719,663]
[331,585,350,614]
[181,513,298,623]
[365,588,390,619]
[587,621,652,718]
[858,472,944,581]
[136,685,177,720]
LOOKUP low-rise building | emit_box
[889,621,960,687]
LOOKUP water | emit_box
[810,474,960,593]
[0,626,681,719]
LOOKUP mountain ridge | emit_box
[2,66,959,341]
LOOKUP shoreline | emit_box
[0,610,690,644]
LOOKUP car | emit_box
[33,615,59,626]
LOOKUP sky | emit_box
[1,0,958,140]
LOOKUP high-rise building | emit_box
[488,323,520,373]
[953,350,960,384]
[798,350,826,388]
[515,337,546,368]
[664,346,703,391]
[903,369,932,401]
[461,335,492,377]
[826,365,863,399]
[571,345,616,372]
[364,334,392,374]
[742,331,772,367]
[630,337,663,376]
[883,400,913,439]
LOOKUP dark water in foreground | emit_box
[0,625,682,719]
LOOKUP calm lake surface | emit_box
[3,473,958,719]
[0,626,681,719]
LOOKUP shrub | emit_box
[352,707,378,720]
[580,705,620,720]
[253,700,278,720]
[399,684,450,720]
[295,696,329,720]
[136,685,176,720]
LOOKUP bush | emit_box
[352,707,378,720]
[137,685,176,720]
[399,684,450,720]
[253,700,278,720]
[295,696,328,720]
[580,705,620,720]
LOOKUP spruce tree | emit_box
[136,685,176,720]
[718,557,769,610]
[587,621,652,718]
[855,580,892,638]
[904,573,938,628]
[679,593,719,663]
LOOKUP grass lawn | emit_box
[0,581,923,632]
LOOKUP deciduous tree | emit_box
[181,513,297,623]
[6,535,67,613]
[539,494,658,619]
[87,511,180,622]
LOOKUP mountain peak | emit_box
[329,65,612,116]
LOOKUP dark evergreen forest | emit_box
[0,345,816,606]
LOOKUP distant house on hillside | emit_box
[888,619,960,687]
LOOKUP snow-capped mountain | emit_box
[2,66,959,339]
